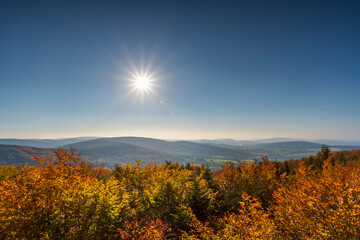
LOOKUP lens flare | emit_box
[124,63,159,101]
[119,50,164,104]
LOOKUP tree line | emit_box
[0,146,359,239]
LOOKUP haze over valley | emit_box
[1,136,359,169]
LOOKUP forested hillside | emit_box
[0,147,359,239]
[62,138,203,167]
[2,137,359,169]
[0,145,54,166]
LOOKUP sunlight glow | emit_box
[119,51,164,104]
[134,75,151,91]
[125,64,159,102]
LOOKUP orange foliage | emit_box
[180,206,218,240]
[218,193,276,239]
[0,149,121,239]
[117,214,172,240]
[1,148,360,239]
[273,159,360,239]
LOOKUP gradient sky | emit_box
[1,0,360,140]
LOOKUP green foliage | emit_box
[216,157,279,211]
[187,176,215,222]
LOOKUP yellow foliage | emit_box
[1,149,360,239]
[0,149,122,240]
[218,193,276,240]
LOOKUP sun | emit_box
[129,71,155,96]
[121,55,160,100]
[135,75,151,91]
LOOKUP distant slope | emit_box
[253,141,323,149]
[0,144,54,166]
[194,139,261,147]
[62,139,204,168]
[62,137,360,164]
[0,139,57,148]
[251,138,307,144]
[238,141,360,161]
[1,137,360,169]
[241,137,360,146]
[105,137,255,159]
[49,137,99,147]
[194,138,360,147]
[195,139,243,146]
[312,139,360,146]
[240,141,324,160]
[0,137,98,148]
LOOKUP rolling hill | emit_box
[1,137,360,168]
[238,141,360,160]
[253,141,323,149]
[102,137,255,159]
[0,142,207,168]
[62,138,205,168]
[0,137,98,148]
[0,145,54,166]
[60,137,257,168]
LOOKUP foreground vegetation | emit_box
[0,146,359,239]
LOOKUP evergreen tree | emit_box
[187,179,212,222]
[319,145,331,161]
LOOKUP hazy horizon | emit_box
[1,135,360,143]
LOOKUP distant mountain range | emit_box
[60,137,256,168]
[0,137,359,169]
[194,138,360,146]
[0,137,98,148]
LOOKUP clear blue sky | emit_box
[1,0,360,140]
